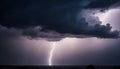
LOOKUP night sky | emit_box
[0,0,120,65]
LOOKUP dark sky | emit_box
[0,0,120,65]
[0,0,120,38]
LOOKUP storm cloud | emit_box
[0,0,120,40]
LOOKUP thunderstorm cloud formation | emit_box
[1,0,120,65]
[0,0,120,41]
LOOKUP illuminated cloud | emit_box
[0,0,120,41]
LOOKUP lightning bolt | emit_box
[48,42,56,66]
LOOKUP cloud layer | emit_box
[0,0,120,40]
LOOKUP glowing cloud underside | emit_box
[48,42,56,66]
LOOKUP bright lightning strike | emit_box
[48,42,56,66]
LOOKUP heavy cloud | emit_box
[0,0,120,40]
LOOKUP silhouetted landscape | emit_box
[0,65,120,69]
